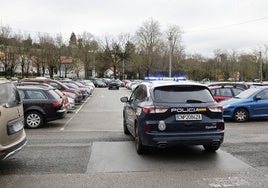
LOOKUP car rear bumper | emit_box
[47,108,66,122]
[56,108,67,118]
[142,131,224,147]
[0,136,27,160]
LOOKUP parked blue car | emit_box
[219,86,268,122]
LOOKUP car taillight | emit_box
[52,101,62,107]
[208,106,223,112]
[219,122,225,130]
[143,106,169,114]
[145,124,151,132]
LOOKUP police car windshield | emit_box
[153,85,214,103]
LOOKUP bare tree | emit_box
[135,18,162,76]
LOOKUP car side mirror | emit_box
[254,96,261,101]
[120,96,129,103]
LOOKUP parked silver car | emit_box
[0,79,27,160]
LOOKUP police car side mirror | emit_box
[120,96,129,103]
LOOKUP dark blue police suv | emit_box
[120,81,224,154]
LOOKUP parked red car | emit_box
[209,85,245,102]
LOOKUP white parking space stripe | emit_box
[203,177,250,187]
[60,98,88,131]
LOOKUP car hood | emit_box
[219,97,249,106]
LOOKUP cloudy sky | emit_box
[1,0,268,57]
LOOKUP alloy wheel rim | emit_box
[235,111,246,121]
[27,114,41,127]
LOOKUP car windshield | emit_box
[235,87,262,99]
[153,85,214,103]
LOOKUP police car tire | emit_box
[135,124,148,154]
[123,115,130,135]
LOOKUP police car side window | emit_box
[130,86,139,101]
[130,85,147,101]
[136,85,147,100]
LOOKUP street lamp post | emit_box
[168,32,173,78]
[259,51,263,82]
[88,50,96,78]
[122,59,125,80]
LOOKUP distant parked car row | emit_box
[0,77,96,160]
[91,78,125,88]
[125,80,143,91]
[14,78,95,128]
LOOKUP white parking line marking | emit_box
[204,177,250,187]
[60,99,87,131]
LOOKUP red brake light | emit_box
[145,124,152,132]
[52,101,62,107]
[143,106,169,114]
[220,122,225,130]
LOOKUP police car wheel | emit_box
[135,124,147,154]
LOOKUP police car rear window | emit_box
[153,85,214,103]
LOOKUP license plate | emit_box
[175,114,202,121]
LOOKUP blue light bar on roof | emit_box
[144,76,187,81]
[173,77,187,81]
[144,77,164,80]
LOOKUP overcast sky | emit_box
[1,0,268,57]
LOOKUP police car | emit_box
[120,80,224,154]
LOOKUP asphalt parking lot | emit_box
[0,88,268,188]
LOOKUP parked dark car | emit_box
[120,81,224,154]
[17,85,67,128]
[17,82,71,111]
[108,80,119,90]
